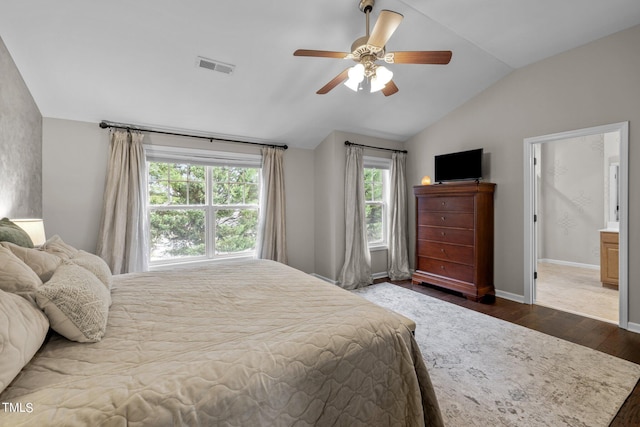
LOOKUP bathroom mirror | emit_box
[608,162,619,228]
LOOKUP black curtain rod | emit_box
[344,140,407,154]
[99,121,288,150]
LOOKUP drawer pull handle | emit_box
[441,232,446,236]
[441,216,446,221]
[440,248,445,253]
[441,201,446,206]
[440,265,445,270]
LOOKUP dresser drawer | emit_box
[418,196,474,213]
[418,226,475,246]
[418,241,474,266]
[419,212,474,229]
[417,257,474,283]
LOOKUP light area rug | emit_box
[353,283,640,427]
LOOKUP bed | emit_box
[0,235,442,426]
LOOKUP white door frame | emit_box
[523,122,629,329]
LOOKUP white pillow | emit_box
[0,289,50,393]
[35,263,110,343]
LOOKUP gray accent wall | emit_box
[405,24,640,324]
[0,36,42,219]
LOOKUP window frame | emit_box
[145,145,262,267]
[363,156,391,250]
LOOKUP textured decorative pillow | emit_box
[71,250,112,290]
[35,263,110,343]
[0,288,50,393]
[41,235,78,260]
[0,218,34,248]
[0,246,42,303]
[0,241,63,282]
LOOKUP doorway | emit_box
[523,122,629,329]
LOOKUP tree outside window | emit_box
[148,162,259,263]
[364,167,387,246]
[212,167,259,255]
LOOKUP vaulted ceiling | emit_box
[1,0,640,148]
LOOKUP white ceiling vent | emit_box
[196,56,235,75]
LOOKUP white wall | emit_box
[43,119,108,251]
[313,132,341,280]
[42,118,315,273]
[405,24,640,323]
[283,146,315,273]
[539,134,604,266]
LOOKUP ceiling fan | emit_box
[293,0,452,96]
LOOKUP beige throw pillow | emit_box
[0,246,42,303]
[0,241,63,282]
[35,263,110,343]
[41,235,79,260]
[0,288,50,393]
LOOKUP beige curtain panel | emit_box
[388,152,411,280]
[256,147,287,264]
[339,146,372,289]
[97,130,149,274]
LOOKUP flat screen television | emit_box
[434,148,483,182]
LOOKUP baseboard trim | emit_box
[495,290,525,304]
[311,272,388,285]
[372,272,388,280]
[626,322,640,334]
[310,273,338,285]
[538,258,599,270]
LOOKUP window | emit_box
[363,157,390,248]
[146,148,261,265]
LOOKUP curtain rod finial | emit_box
[99,121,108,129]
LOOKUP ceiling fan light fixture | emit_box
[370,77,384,93]
[376,65,393,84]
[293,0,452,96]
[370,65,393,92]
[344,63,365,91]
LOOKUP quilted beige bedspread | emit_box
[1,259,442,426]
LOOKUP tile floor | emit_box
[535,261,618,323]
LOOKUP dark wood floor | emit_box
[381,279,640,427]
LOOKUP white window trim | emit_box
[144,144,261,167]
[363,156,391,170]
[363,156,391,250]
[149,254,255,271]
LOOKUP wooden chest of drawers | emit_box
[412,182,496,301]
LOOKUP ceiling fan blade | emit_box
[294,49,350,59]
[367,10,404,49]
[317,68,350,94]
[389,51,452,64]
[382,80,399,96]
